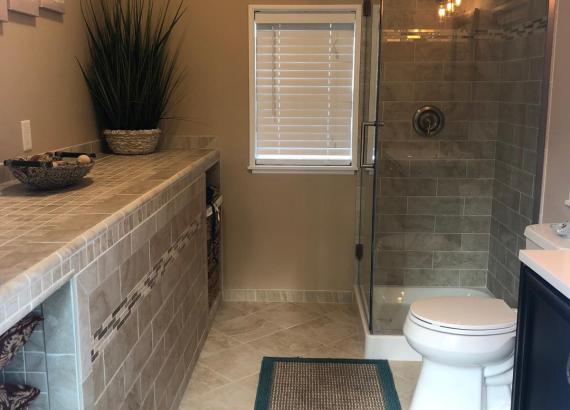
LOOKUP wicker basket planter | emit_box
[103,129,161,155]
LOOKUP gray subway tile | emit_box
[382,42,414,62]
[414,82,471,101]
[436,215,491,233]
[460,270,487,287]
[465,197,492,215]
[377,251,433,269]
[404,269,461,286]
[377,233,406,251]
[381,178,437,196]
[379,160,410,177]
[410,160,466,178]
[467,160,495,178]
[475,39,503,61]
[415,42,473,62]
[89,268,121,334]
[405,233,462,251]
[383,62,443,82]
[120,243,151,299]
[462,234,490,251]
[407,197,463,215]
[374,269,405,286]
[511,169,535,196]
[439,141,495,159]
[496,141,523,168]
[378,215,435,233]
[382,82,415,101]
[472,82,501,101]
[377,197,407,214]
[382,141,439,161]
[437,179,493,197]
[434,252,489,269]
[493,180,521,211]
[380,121,412,141]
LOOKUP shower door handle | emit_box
[360,121,383,169]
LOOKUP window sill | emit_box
[248,165,358,175]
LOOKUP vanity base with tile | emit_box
[0,150,220,410]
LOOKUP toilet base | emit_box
[410,359,512,410]
[411,359,483,410]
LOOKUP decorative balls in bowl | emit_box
[4,152,96,190]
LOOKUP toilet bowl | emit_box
[403,297,517,410]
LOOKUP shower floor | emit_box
[355,285,492,361]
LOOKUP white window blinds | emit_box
[251,10,359,168]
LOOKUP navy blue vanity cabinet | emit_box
[512,265,570,410]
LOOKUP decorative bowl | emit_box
[4,152,96,190]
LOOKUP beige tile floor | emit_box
[179,302,420,410]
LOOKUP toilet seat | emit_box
[409,297,517,336]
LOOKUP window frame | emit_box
[248,4,363,175]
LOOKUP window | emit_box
[249,6,362,173]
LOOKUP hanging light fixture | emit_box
[437,0,462,20]
[438,3,446,20]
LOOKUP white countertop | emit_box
[519,249,570,300]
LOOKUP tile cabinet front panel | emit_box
[75,174,209,410]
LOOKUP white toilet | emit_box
[403,223,568,410]
[403,296,517,410]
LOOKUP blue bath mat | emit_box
[255,357,402,410]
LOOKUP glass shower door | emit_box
[356,0,382,331]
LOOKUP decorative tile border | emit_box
[382,16,547,42]
[90,217,202,362]
[223,288,353,304]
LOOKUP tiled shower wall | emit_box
[375,0,548,301]
[488,0,548,306]
[376,0,496,288]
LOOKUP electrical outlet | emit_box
[21,120,32,152]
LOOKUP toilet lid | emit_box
[409,297,517,332]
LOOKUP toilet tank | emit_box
[524,224,570,250]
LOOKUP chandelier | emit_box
[438,0,462,19]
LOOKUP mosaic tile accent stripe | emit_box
[90,217,202,362]
[382,16,547,42]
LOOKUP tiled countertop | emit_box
[519,250,570,300]
[0,149,219,335]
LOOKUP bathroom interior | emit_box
[0,0,569,409]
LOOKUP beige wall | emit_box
[0,4,97,158]
[168,0,359,292]
[541,0,570,223]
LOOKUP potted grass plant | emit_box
[79,0,185,155]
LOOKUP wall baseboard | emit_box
[223,288,353,304]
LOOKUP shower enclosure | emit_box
[356,0,553,359]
